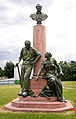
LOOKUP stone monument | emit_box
[29,4,48,95]
[4,4,74,112]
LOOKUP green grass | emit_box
[62,81,76,107]
[0,85,20,107]
[0,112,76,119]
[0,81,76,119]
[62,81,76,88]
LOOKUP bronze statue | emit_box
[16,40,41,97]
[36,52,66,102]
[30,4,48,25]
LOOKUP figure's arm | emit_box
[30,14,36,21]
[42,13,48,21]
[36,63,44,81]
[33,53,41,64]
[54,59,63,75]
[32,48,41,64]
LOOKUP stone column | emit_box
[33,25,46,76]
[29,25,47,95]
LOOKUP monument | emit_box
[4,4,73,112]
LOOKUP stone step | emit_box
[11,99,66,109]
[4,100,74,112]
[19,96,58,102]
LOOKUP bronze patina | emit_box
[16,40,41,97]
[30,4,48,25]
[36,52,66,102]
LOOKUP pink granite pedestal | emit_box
[30,25,47,95]
[29,76,47,95]
[4,96,74,112]
[33,25,46,76]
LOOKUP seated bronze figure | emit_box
[36,52,66,102]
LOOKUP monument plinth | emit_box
[33,25,46,75]
[29,25,47,95]
[4,98,73,112]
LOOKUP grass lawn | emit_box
[0,81,76,119]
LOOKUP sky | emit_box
[0,0,76,69]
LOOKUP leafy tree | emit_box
[69,61,76,81]
[59,61,76,81]
[4,61,14,78]
[0,67,4,78]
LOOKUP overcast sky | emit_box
[0,0,76,68]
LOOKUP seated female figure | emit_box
[36,52,66,102]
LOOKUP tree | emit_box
[0,67,4,78]
[59,61,76,81]
[59,61,71,81]
[70,61,76,81]
[4,61,14,78]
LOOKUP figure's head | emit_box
[45,52,52,59]
[36,4,42,12]
[24,40,31,49]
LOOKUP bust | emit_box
[30,4,48,25]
